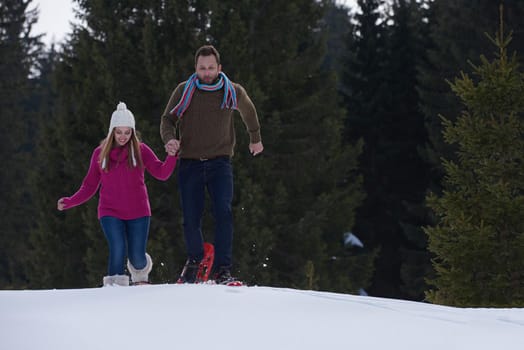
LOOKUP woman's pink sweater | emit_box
[61,143,177,219]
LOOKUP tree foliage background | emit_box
[2,0,524,306]
[425,22,524,307]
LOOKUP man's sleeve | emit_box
[160,84,183,144]
[236,84,262,143]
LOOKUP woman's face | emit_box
[113,127,133,146]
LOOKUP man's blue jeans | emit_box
[99,216,150,275]
[178,157,233,269]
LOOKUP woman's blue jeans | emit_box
[178,157,233,269]
[99,216,150,276]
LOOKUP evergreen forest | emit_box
[2,0,524,307]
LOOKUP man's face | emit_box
[113,127,133,147]
[195,54,221,84]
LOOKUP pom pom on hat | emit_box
[109,102,135,134]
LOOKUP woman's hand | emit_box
[165,139,180,156]
[57,198,66,211]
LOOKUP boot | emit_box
[177,258,200,284]
[127,253,153,284]
[102,274,130,287]
[212,266,235,285]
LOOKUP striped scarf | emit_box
[170,72,238,118]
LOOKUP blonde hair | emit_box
[99,129,143,171]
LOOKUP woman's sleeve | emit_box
[141,143,177,181]
[60,149,102,209]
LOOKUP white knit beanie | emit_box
[102,102,137,169]
[109,102,135,135]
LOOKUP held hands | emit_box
[165,139,261,156]
[249,142,264,156]
[165,139,180,156]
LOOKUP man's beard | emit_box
[201,74,218,84]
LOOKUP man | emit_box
[160,45,263,284]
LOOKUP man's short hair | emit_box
[195,45,221,65]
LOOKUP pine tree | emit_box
[200,0,368,293]
[322,0,356,76]
[0,0,42,288]
[340,0,398,297]
[425,15,524,306]
[384,0,432,300]
[28,0,204,287]
[418,0,524,188]
[339,0,434,299]
[28,43,97,287]
[26,0,369,292]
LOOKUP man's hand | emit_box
[165,139,180,156]
[249,142,264,156]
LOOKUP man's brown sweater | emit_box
[160,81,261,160]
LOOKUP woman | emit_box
[57,102,178,286]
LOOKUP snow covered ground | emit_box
[2,284,524,350]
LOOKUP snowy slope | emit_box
[2,284,524,350]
